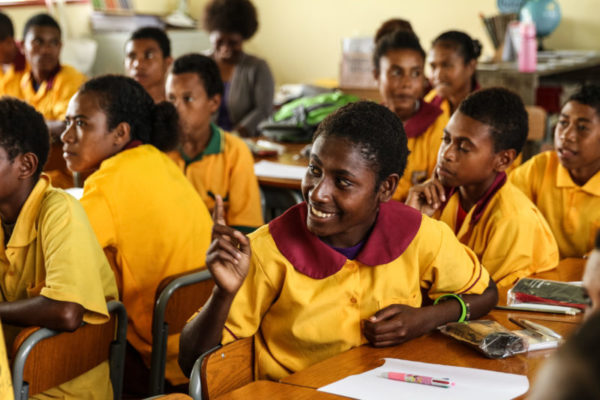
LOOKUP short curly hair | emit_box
[458,88,528,155]
[567,84,600,119]
[23,13,60,39]
[79,75,179,152]
[313,101,409,189]
[203,0,259,40]
[0,97,49,178]
[172,53,224,98]
[373,30,425,75]
[129,26,171,58]
[0,12,14,41]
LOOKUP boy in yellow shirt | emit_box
[124,27,172,103]
[179,101,497,380]
[510,85,600,258]
[167,53,263,232]
[373,30,449,201]
[0,98,118,399]
[5,14,86,189]
[406,88,558,287]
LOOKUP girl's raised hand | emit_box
[206,195,251,296]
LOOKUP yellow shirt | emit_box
[0,175,118,400]
[168,124,263,232]
[510,151,600,258]
[0,320,13,400]
[222,201,490,381]
[393,102,448,201]
[81,144,213,385]
[437,175,558,287]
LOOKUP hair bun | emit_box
[472,39,482,59]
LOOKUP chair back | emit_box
[525,105,548,141]
[149,269,214,395]
[11,300,127,400]
[189,336,254,400]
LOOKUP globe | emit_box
[519,0,562,38]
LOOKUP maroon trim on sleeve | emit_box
[268,201,422,279]
[458,262,484,294]
[223,325,238,341]
[404,100,443,139]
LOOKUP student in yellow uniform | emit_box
[179,101,498,380]
[511,85,600,259]
[0,320,13,400]
[124,27,173,103]
[406,88,558,287]
[0,98,118,399]
[61,75,213,396]
[0,12,25,96]
[374,30,448,201]
[4,14,86,189]
[166,54,263,233]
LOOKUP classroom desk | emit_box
[280,258,585,399]
[252,139,308,190]
[214,381,343,400]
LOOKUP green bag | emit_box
[259,91,359,142]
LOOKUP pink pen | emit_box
[384,372,454,388]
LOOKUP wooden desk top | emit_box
[252,139,308,190]
[214,380,342,400]
[281,258,586,399]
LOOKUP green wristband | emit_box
[433,294,467,323]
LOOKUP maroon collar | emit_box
[268,201,422,279]
[442,172,507,226]
[404,100,443,139]
[12,47,25,72]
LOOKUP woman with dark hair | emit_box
[61,75,213,395]
[426,30,482,117]
[203,0,274,137]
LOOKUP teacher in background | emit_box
[203,0,274,137]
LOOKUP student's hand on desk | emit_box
[362,304,431,347]
[405,178,446,217]
[207,195,251,296]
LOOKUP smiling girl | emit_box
[373,30,449,201]
[61,75,213,394]
[179,101,497,380]
[511,84,600,258]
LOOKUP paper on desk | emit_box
[318,358,529,400]
[254,160,306,180]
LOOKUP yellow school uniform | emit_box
[393,101,448,201]
[168,123,263,232]
[0,51,26,97]
[81,144,213,385]
[437,173,558,287]
[221,201,490,381]
[510,151,600,258]
[0,175,118,400]
[0,320,12,400]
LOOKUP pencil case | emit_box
[439,320,527,358]
[507,278,589,310]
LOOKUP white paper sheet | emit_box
[254,160,306,180]
[318,358,529,400]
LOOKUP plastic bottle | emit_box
[518,21,537,72]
